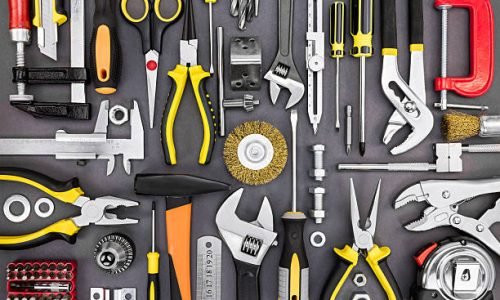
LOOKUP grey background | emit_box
[0,0,499,299]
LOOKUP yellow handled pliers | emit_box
[321,179,402,300]
[0,168,138,250]
[161,0,216,165]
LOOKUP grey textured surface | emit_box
[0,0,499,299]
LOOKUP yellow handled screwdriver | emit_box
[330,0,345,130]
[278,109,309,300]
[147,202,160,300]
[350,0,373,156]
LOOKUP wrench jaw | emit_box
[404,206,454,232]
[264,55,305,109]
[216,188,278,266]
[394,183,428,209]
[381,57,434,155]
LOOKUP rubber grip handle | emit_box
[350,0,373,57]
[381,0,397,50]
[0,219,81,250]
[330,1,345,58]
[166,201,192,300]
[320,246,357,300]
[162,65,188,165]
[90,0,121,95]
[8,0,31,30]
[366,245,402,300]
[235,260,261,300]
[278,212,309,299]
[0,167,83,203]
[278,0,294,56]
[147,256,160,300]
[409,0,424,45]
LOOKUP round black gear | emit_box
[93,233,135,275]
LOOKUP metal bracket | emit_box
[230,37,262,91]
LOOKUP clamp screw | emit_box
[309,186,326,224]
[309,144,326,181]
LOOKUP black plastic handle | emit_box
[409,0,424,45]
[13,67,88,84]
[168,254,182,300]
[320,250,353,299]
[11,101,91,120]
[378,257,403,299]
[381,0,397,49]
[278,0,294,56]
[147,273,160,300]
[55,0,66,19]
[0,232,77,250]
[235,260,261,300]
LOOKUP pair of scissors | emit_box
[121,0,183,128]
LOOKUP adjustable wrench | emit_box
[216,188,278,300]
[381,0,433,155]
[264,0,304,109]
[383,0,426,145]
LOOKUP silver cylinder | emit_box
[480,116,500,137]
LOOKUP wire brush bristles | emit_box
[442,111,481,142]
[224,121,288,185]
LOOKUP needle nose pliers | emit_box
[162,0,216,166]
[0,168,139,250]
[321,179,402,300]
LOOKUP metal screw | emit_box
[442,190,450,199]
[309,187,326,224]
[453,216,462,224]
[309,144,326,181]
[476,224,484,232]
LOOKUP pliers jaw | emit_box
[72,196,139,227]
[180,39,198,66]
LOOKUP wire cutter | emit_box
[162,0,216,166]
[121,0,183,128]
[321,179,402,300]
[395,178,500,256]
[0,168,138,250]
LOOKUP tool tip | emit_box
[346,145,351,155]
[313,124,318,135]
[360,142,365,156]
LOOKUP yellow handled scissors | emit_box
[121,0,183,128]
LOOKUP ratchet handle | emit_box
[409,0,424,47]
[330,1,345,58]
[236,260,261,300]
[278,0,294,56]
[381,0,397,52]
[8,0,31,30]
[434,0,494,97]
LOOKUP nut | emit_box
[352,292,370,300]
[353,273,367,287]
[309,187,326,223]
[311,144,325,152]
[109,105,129,126]
[309,209,325,219]
[309,169,326,181]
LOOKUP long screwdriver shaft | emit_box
[360,56,366,155]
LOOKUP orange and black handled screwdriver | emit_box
[147,202,160,300]
[90,0,121,95]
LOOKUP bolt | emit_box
[309,186,326,224]
[309,144,326,181]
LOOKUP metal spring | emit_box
[241,235,263,257]
[273,63,290,78]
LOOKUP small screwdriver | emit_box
[90,0,121,95]
[350,0,373,156]
[147,202,160,300]
[278,109,309,300]
[330,0,345,130]
[204,0,216,74]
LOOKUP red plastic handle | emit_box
[434,0,494,98]
[8,0,31,30]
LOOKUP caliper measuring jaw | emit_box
[0,100,144,176]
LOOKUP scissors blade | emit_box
[145,50,160,128]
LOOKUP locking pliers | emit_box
[395,178,500,256]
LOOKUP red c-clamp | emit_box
[434,0,494,107]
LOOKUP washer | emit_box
[109,105,129,126]
[310,231,326,248]
[34,198,55,218]
[3,194,31,223]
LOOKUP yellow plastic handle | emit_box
[154,0,183,23]
[121,0,150,23]
[366,244,402,300]
[0,219,81,250]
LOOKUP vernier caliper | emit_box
[306,0,324,134]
